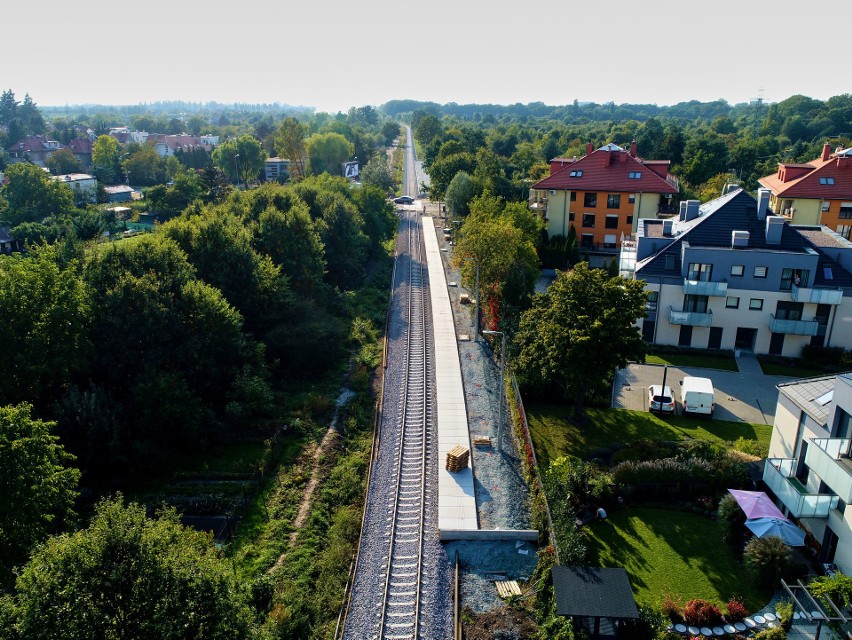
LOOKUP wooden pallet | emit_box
[495,580,522,599]
[473,436,491,447]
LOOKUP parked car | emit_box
[648,385,675,414]
[393,195,415,204]
[680,376,715,416]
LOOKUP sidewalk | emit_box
[736,351,764,376]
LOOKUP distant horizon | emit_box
[29,92,837,115]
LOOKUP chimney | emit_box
[822,143,832,161]
[630,140,637,157]
[586,143,593,156]
[765,215,785,245]
[732,230,750,248]
[684,200,700,222]
[756,188,771,220]
[604,149,612,166]
[662,219,674,236]
[679,201,688,221]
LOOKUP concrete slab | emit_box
[423,216,479,533]
[613,361,794,425]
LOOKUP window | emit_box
[582,213,595,228]
[628,193,636,204]
[731,265,744,277]
[749,298,764,310]
[687,263,713,281]
[838,225,852,240]
[684,295,709,313]
[605,215,619,229]
[626,215,633,225]
[840,207,852,219]
[754,266,768,278]
[570,191,576,201]
[568,212,575,221]
[584,193,597,207]
[819,177,836,185]
[823,202,831,212]
[665,255,675,271]
[824,267,834,280]
[646,291,658,312]
[607,194,621,209]
[603,234,617,248]
[569,169,583,177]
[581,233,594,248]
[726,296,740,309]
[780,268,809,290]
[628,171,642,179]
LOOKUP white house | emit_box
[53,173,97,203]
[765,373,852,573]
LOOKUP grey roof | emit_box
[552,566,639,619]
[0,227,15,244]
[635,189,852,287]
[777,374,852,427]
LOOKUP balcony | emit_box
[683,279,728,297]
[763,458,839,518]
[769,315,819,336]
[791,285,843,305]
[806,438,852,503]
[658,204,679,217]
[669,307,713,327]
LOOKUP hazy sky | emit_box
[4,0,846,112]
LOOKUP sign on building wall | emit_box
[342,160,359,179]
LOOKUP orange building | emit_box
[758,144,852,238]
[529,142,679,254]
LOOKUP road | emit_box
[402,126,419,200]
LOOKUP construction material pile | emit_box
[446,445,470,472]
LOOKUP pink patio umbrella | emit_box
[727,489,789,521]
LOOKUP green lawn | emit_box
[528,404,771,468]
[757,357,826,379]
[585,507,771,610]
[644,352,739,371]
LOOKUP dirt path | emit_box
[269,388,354,573]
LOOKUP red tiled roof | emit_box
[6,135,63,153]
[758,150,852,199]
[67,138,93,153]
[532,146,678,194]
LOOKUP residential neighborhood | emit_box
[2,27,852,638]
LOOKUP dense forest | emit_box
[398,94,852,203]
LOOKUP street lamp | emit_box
[462,257,479,341]
[483,330,505,451]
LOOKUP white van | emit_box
[679,377,715,416]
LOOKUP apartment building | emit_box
[529,142,679,254]
[620,187,852,356]
[764,373,852,572]
[758,144,852,236]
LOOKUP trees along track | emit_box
[376,209,432,640]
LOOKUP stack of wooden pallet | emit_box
[446,445,470,472]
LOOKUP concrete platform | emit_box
[423,215,478,534]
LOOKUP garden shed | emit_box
[552,566,639,638]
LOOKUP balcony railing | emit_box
[658,204,679,217]
[806,438,852,503]
[763,457,839,518]
[769,315,819,336]
[791,285,843,305]
[683,278,728,296]
[669,307,713,327]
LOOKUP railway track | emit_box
[375,210,431,640]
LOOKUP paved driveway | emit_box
[612,358,793,425]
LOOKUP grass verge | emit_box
[584,506,770,611]
[757,356,826,378]
[644,352,738,371]
[527,404,771,468]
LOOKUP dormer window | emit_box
[569,170,583,177]
[819,177,836,185]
